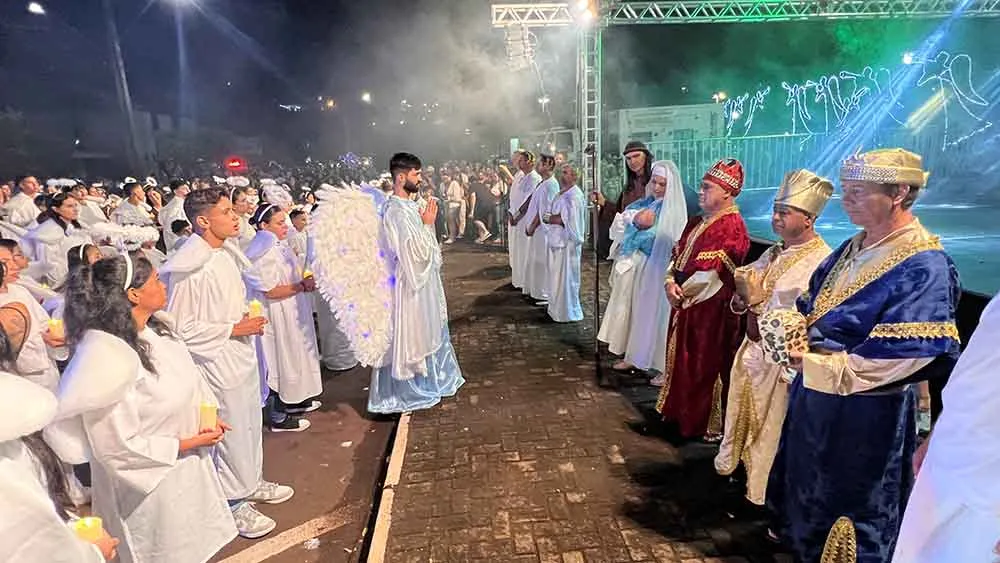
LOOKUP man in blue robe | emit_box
[766,148,961,563]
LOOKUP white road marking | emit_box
[218,501,361,563]
[365,412,411,563]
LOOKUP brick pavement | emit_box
[382,243,790,563]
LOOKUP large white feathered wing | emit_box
[309,184,393,367]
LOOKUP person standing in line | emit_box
[542,164,587,323]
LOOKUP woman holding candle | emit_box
[0,300,119,562]
[56,252,238,562]
[245,203,320,432]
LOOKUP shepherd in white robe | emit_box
[892,292,1000,563]
[523,155,559,302]
[507,153,541,290]
[368,155,464,414]
[56,323,237,563]
[714,169,834,506]
[159,189,291,538]
[597,161,688,375]
[543,165,587,323]
[245,225,322,423]
[0,372,109,563]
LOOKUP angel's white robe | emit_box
[892,292,1000,563]
[111,201,154,227]
[0,282,63,391]
[523,175,560,301]
[3,192,40,228]
[160,235,263,500]
[157,196,187,251]
[368,196,464,414]
[236,216,256,251]
[545,186,586,323]
[21,219,92,287]
[245,231,322,404]
[509,170,540,289]
[60,329,236,563]
[0,372,104,563]
[76,198,107,229]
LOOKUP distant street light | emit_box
[712,91,728,103]
[361,91,372,104]
[27,2,46,15]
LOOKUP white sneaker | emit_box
[248,480,295,504]
[232,502,276,539]
[444,238,455,244]
[649,373,666,387]
[285,400,321,414]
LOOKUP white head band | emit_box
[122,251,133,291]
[256,203,276,225]
[78,245,87,261]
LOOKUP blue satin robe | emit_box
[767,237,961,563]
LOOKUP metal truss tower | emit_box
[491,0,1000,193]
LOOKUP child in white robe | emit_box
[159,188,292,539]
[0,303,119,562]
[56,253,237,561]
[245,204,321,432]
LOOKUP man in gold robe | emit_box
[714,169,834,506]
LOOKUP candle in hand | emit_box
[199,403,218,433]
[47,319,64,339]
[303,269,314,279]
[72,517,104,543]
[248,299,263,318]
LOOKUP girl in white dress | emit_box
[57,253,237,562]
[21,192,92,287]
[245,204,321,432]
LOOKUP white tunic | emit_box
[21,219,92,287]
[508,170,540,289]
[236,216,256,251]
[160,235,263,500]
[0,283,62,391]
[892,292,1000,563]
[157,196,187,250]
[3,192,40,228]
[67,329,236,563]
[545,186,586,322]
[523,176,560,300]
[77,198,108,229]
[111,201,154,227]
[245,231,322,404]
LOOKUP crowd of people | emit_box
[0,152,466,561]
[577,140,998,563]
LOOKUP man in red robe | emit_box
[656,159,750,441]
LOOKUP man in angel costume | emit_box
[767,149,961,563]
[892,293,1000,563]
[713,169,833,507]
[506,150,541,290]
[654,159,750,441]
[521,154,559,303]
[159,187,293,539]
[598,160,687,380]
[367,153,464,413]
[542,164,588,322]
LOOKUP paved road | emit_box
[379,243,790,563]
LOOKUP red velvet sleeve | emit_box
[683,214,750,287]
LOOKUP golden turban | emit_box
[774,169,834,217]
[840,148,929,188]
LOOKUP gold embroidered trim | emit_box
[807,237,943,326]
[656,317,679,413]
[820,516,858,563]
[675,205,740,271]
[696,250,738,273]
[760,237,827,307]
[707,375,725,436]
[869,321,960,341]
[717,366,753,476]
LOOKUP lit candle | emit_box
[248,299,263,318]
[199,403,218,433]
[71,517,104,543]
[47,319,64,339]
[303,269,314,279]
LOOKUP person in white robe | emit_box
[287,208,309,259]
[892,291,1000,563]
[597,160,688,377]
[368,153,464,414]
[542,164,587,323]
[714,169,833,506]
[2,175,42,229]
[158,180,190,251]
[228,185,257,251]
[159,187,292,539]
[111,183,155,227]
[5,239,59,305]
[21,193,92,287]
[507,151,541,290]
[522,154,559,303]
[0,242,64,391]
[55,253,237,562]
[245,205,320,432]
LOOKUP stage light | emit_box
[27,2,45,15]
[361,92,372,103]
[225,157,247,171]
[903,52,915,65]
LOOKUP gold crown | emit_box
[840,148,929,188]
[775,169,834,217]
